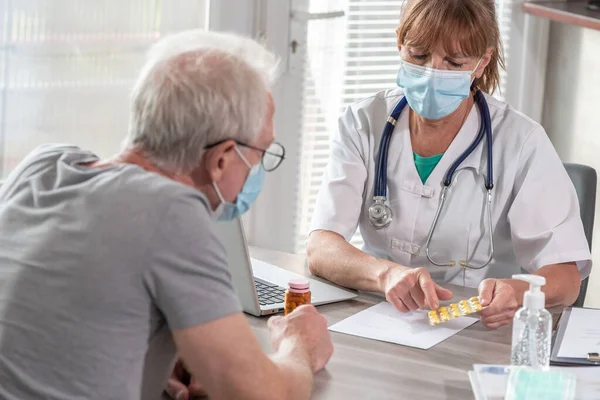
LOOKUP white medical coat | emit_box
[310,88,592,287]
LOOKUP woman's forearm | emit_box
[503,262,581,308]
[306,230,404,292]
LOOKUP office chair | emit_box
[564,163,597,307]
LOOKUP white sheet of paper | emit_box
[557,308,600,358]
[328,302,477,349]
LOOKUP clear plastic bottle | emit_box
[284,279,311,316]
[510,274,552,370]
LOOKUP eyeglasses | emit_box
[205,140,286,172]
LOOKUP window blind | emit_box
[295,0,512,253]
[0,0,209,177]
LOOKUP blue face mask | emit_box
[396,58,481,120]
[212,147,265,221]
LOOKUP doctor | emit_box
[307,0,592,329]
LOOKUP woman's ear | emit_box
[475,47,494,79]
[396,27,402,52]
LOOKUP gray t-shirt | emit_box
[0,145,241,400]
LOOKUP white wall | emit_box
[542,22,600,308]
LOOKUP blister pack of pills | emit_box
[428,296,483,325]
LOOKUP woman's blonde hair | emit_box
[396,0,505,94]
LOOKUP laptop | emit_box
[213,218,358,316]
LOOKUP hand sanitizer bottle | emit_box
[510,274,552,370]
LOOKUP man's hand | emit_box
[165,359,207,400]
[478,279,519,329]
[172,311,327,400]
[383,267,454,312]
[267,305,333,373]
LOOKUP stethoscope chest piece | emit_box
[368,196,392,229]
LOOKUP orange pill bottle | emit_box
[284,279,311,315]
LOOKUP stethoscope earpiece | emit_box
[368,197,392,229]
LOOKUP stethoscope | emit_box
[368,90,494,269]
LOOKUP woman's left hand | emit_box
[477,279,519,329]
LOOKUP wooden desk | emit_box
[247,247,513,400]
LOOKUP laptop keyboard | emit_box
[254,278,286,306]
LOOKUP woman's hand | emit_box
[478,279,519,329]
[165,359,207,400]
[383,267,454,311]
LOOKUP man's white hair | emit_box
[125,30,279,174]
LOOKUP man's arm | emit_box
[173,306,332,400]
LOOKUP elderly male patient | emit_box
[0,30,333,400]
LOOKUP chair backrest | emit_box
[564,163,597,307]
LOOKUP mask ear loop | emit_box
[234,146,253,169]
[212,181,227,205]
[234,146,263,179]
[212,146,242,206]
[470,57,484,90]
